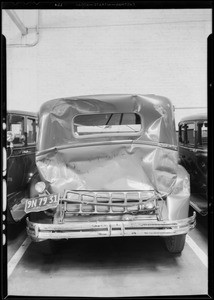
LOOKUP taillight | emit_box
[35,181,46,194]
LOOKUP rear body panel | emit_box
[22,94,195,240]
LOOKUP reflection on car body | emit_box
[7,110,38,222]
[178,113,207,216]
[10,95,196,253]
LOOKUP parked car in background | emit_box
[10,95,196,253]
[7,110,38,223]
[178,113,207,216]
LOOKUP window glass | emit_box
[36,124,39,143]
[9,115,24,145]
[179,124,185,143]
[202,122,208,145]
[186,123,195,145]
[27,118,36,143]
[198,122,207,148]
[74,113,142,136]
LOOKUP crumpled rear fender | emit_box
[162,164,190,221]
[8,172,41,222]
[7,190,27,222]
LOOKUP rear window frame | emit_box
[72,112,143,139]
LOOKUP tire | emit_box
[164,234,186,254]
[35,239,66,255]
[35,240,57,255]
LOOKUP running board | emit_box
[190,194,207,216]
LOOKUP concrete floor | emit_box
[7,209,208,297]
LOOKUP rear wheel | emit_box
[164,234,186,254]
[35,239,66,255]
[35,240,56,255]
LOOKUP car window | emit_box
[8,115,25,146]
[36,123,39,143]
[186,123,195,146]
[179,124,185,144]
[27,118,36,144]
[73,113,142,136]
[197,121,207,148]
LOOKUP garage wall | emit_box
[2,9,211,125]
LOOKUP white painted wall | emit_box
[2,9,211,126]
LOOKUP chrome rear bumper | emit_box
[26,212,196,242]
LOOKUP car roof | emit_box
[179,113,207,123]
[37,94,178,151]
[39,94,173,115]
[7,110,38,118]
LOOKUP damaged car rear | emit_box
[17,94,195,253]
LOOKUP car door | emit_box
[23,116,38,185]
[7,113,26,194]
[178,122,197,186]
[194,120,207,195]
[7,113,38,222]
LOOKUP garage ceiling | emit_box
[2,9,211,45]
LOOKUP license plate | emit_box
[25,194,60,213]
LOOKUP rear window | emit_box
[73,113,142,136]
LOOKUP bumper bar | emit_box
[26,212,196,242]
